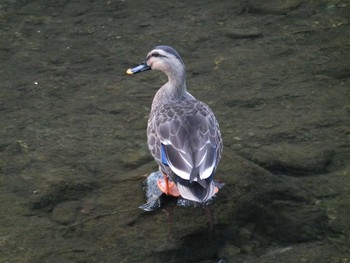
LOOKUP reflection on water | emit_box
[1,0,349,262]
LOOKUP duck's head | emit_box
[126,45,185,78]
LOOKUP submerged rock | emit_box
[225,27,262,39]
[218,244,241,258]
[247,0,301,15]
[240,143,334,175]
[51,200,80,225]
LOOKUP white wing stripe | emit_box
[179,151,193,168]
[198,140,210,151]
[161,139,187,154]
[169,164,191,180]
[196,149,207,167]
[200,160,216,179]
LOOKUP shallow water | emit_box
[1,0,349,262]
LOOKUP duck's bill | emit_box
[126,63,151,75]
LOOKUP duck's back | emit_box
[147,98,222,186]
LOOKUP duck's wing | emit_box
[156,101,222,187]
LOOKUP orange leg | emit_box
[163,173,170,195]
[157,173,180,197]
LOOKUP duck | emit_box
[126,45,222,203]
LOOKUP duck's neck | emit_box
[153,67,189,105]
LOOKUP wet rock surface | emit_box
[247,0,301,15]
[239,143,334,175]
[0,0,349,262]
[51,200,81,225]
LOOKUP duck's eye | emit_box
[152,52,160,57]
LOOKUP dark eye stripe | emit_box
[146,51,167,61]
[152,52,167,58]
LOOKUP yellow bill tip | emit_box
[126,68,134,75]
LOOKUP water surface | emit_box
[1,0,349,262]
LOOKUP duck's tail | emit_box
[176,180,216,203]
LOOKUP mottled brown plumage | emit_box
[127,45,222,203]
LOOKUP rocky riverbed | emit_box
[1,0,349,262]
